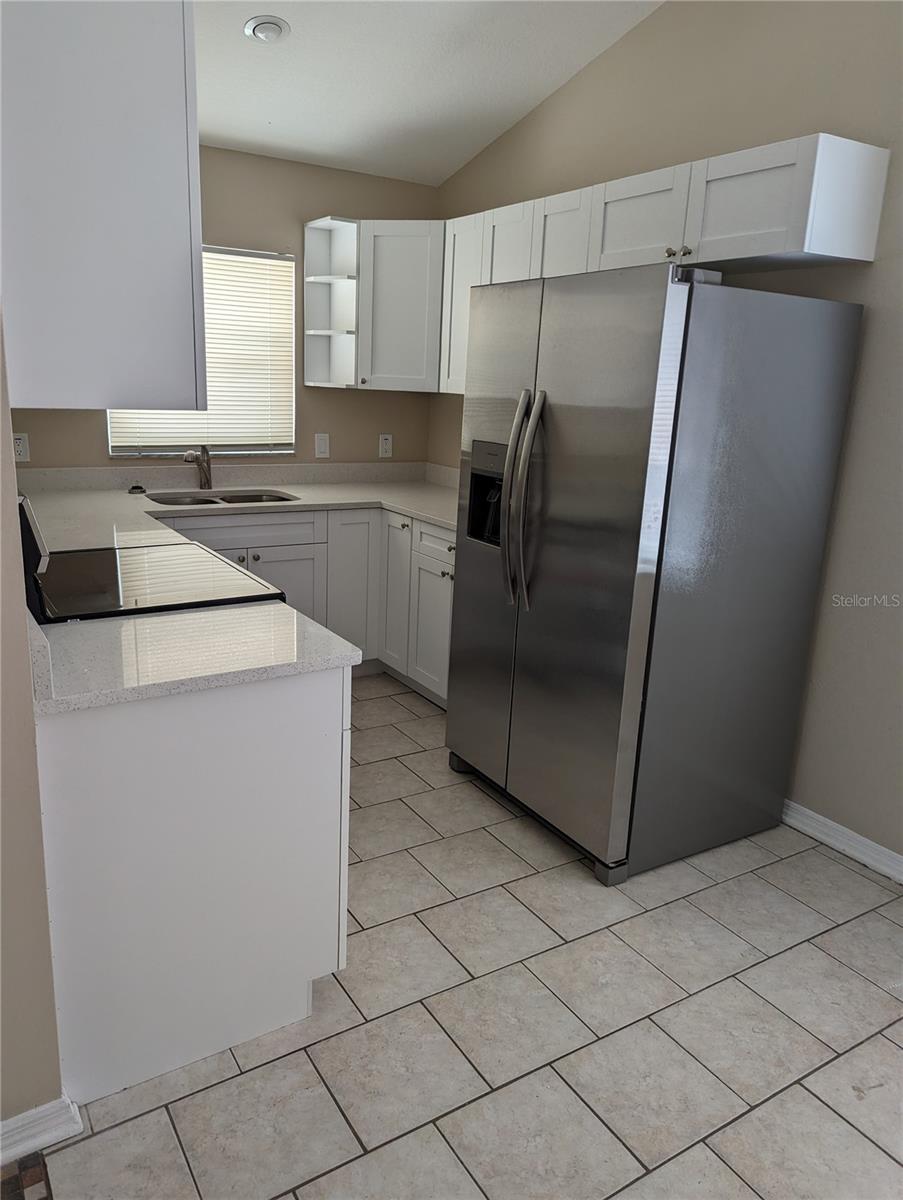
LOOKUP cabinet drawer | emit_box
[413,519,456,563]
[171,510,327,550]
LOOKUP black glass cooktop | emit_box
[32,542,285,624]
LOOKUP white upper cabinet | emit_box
[2,0,205,410]
[481,202,537,284]
[357,220,445,391]
[439,214,485,394]
[588,164,693,271]
[530,188,594,278]
[683,134,890,265]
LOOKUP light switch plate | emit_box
[378,433,393,459]
[315,433,330,459]
[13,433,30,462]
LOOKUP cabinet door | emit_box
[357,220,445,391]
[439,213,484,394]
[379,512,413,674]
[408,552,453,700]
[530,188,593,279]
[218,548,249,567]
[248,545,327,623]
[327,509,382,658]
[2,0,205,410]
[480,202,537,284]
[683,137,818,263]
[588,164,692,270]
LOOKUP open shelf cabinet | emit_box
[303,217,359,388]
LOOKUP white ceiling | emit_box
[195,2,659,186]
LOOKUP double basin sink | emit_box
[148,490,296,507]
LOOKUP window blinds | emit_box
[108,249,295,453]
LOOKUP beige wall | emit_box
[12,147,439,467]
[1,328,62,1120]
[435,1,902,851]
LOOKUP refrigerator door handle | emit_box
[512,388,546,612]
[499,388,532,604]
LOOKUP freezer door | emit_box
[446,280,543,787]
[506,265,684,862]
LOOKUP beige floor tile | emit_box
[619,860,714,909]
[685,837,778,881]
[747,823,816,857]
[351,673,410,700]
[526,929,685,1036]
[349,759,431,806]
[507,862,641,939]
[339,916,468,1018]
[419,887,561,975]
[613,898,762,992]
[740,943,903,1051]
[401,746,471,788]
[557,1020,746,1167]
[438,1068,643,1200]
[690,872,833,955]
[87,1051,237,1132]
[815,846,903,894]
[172,1051,358,1198]
[348,846,361,864]
[296,1125,483,1199]
[348,850,454,926]
[654,978,832,1104]
[405,782,511,836]
[46,1110,197,1200]
[472,776,523,814]
[351,696,415,729]
[394,691,443,718]
[394,715,447,750]
[410,828,534,896]
[231,975,363,1070]
[488,816,582,871]
[350,725,422,764]
[309,1004,486,1149]
[425,963,594,1085]
[815,910,903,998]
[349,799,441,859]
[617,1144,758,1200]
[885,1019,903,1049]
[347,911,362,934]
[881,896,903,926]
[756,848,896,921]
[709,1085,903,1200]
[804,1036,903,1161]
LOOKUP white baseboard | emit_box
[783,799,903,884]
[0,1095,82,1165]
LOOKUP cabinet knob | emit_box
[441,570,450,578]
[664,246,677,258]
[252,553,260,562]
[360,377,367,385]
[447,544,455,553]
[680,245,693,257]
[401,522,409,529]
[237,555,246,563]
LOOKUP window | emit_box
[108,248,295,454]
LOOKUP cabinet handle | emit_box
[401,522,409,529]
[237,555,246,563]
[664,246,677,258]
[252,553,260,562]
[447,544,455,552]
[680,245,693,257]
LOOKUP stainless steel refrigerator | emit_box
[446,265,860,882]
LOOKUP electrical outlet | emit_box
[314,433,330,459]
[378,433,393,459]
[13,433,30,463]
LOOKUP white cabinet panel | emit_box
[171,510,327,551]
[439,213,484,394]
[218,548,249,567]
[408,552,453,699]
[481,202,537,284]
[530,188,594,279]
[327,509,381,657]
[2,0,205,410]
[413,520,456,565]
[588,164,692,270]
[249,544,327,624]
[379,512,413,674]
[357,220,445,391]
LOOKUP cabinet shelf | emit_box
[305,274,356,283]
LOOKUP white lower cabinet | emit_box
[326,509,382,658]
[379,511,413,674]
[248,545,327,624]
[407,551,454,698]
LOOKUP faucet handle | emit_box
[183,449,200,464]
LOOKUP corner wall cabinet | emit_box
[303,217,360,389]
[3,0,205,410]
[439,213,486,395]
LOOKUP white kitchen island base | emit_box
[35,663,352,1104]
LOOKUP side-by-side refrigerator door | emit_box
[506,265,687,864]
[446,279,543,787]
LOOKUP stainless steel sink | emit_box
[148,493,223,506]
[147,490,296,506]
[217,492,293,504]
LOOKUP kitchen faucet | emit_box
[183,445,213,490]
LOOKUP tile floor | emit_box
[38,674,903,1199]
